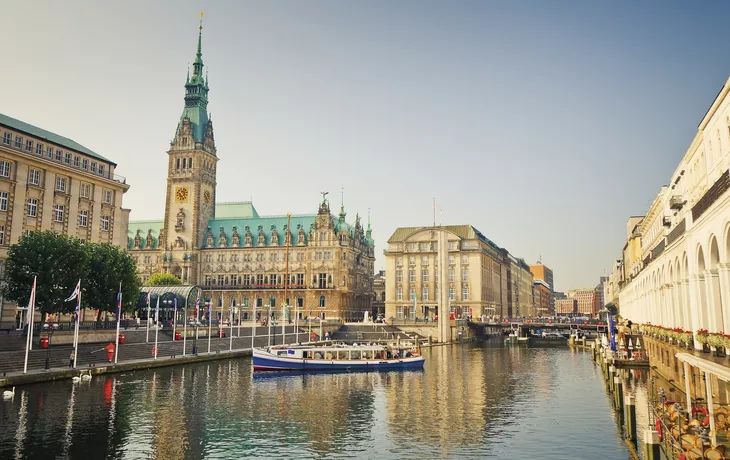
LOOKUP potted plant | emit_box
[697,329,710,352]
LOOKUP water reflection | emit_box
[0,343,632,459]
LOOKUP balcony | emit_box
[669,195,684,210]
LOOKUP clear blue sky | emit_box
[4,1,730,291]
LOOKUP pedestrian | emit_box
[135,316,140,330]
[105,342,115,363]
[69,350,75,368]
[626,320,633,332]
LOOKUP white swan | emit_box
[71,376,81,383]
[2,387,14,400]
[80,372,92,381]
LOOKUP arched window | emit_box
[181,158,186,169]
[188,157,193,168]
[176,158,180,169]
[319,295,326,308]
[270,296,276,307]
[231,297,236,307]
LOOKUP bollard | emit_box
[643,430,660,460]
[608,365,616,392]
[614,376,623,413]
[624,395,637,442]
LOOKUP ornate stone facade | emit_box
[127,24,375,321]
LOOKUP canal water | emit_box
[0,342,636,459]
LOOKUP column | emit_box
[704,270,721,333]
[689,275,704,347]
[717,264,730,333]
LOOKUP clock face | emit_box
[203,190,212,205]
[175,187,189,202]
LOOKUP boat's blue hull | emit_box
[253,354,425,372]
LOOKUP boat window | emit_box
[351,351,360,360]
[362,351,371,360]
[305,351,313,359]
[325,352,334,360]
[314,352,323,359]
[277,351,288,356]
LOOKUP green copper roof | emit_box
[204,215,317,248]
[0,113,113,164]
[176,24,210,144]
[127,220,164,250]
[215,202,259,219]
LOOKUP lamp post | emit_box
[43,322,59,370]
[190,319,201,355]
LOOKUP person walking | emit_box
[105,342,115,363]
[69,350,75,368]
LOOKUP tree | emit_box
[146,272,182,286]
[3,231,88,318]
[84,243,141,320]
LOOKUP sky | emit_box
[4,1,730,292]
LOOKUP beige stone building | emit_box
[0,113,130,325]
[384,225,533,321]
[127,25,375,322]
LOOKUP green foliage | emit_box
[146,272,182,286]
[85,243,141,317]
[2,231,139,317]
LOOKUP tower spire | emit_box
[366,208,372,238]
[192,12,204,79]
[338,185,346,221]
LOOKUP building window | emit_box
[80,183,91,199]
[409,288,416,301]
[81,158,88,170]
[0,192,7,211]
[64,153,71,164]
[28,169,40,186]
[23,229,32,237]
[461,255,468,264]
[55,176,67,193]
[448,241,457,250]
[73,156,80,168]
[407,243,416,251]
[27,198,37,217]
[422,270,429,282]
[435,287,439,299]
[46,146,53,158]
[449,287,455,301]
[409,270,415,282]
[422,287,429,300]
[421,256,428,265]
[448,255,455,265]
[396,256,403,266]
[462,287,469,301]
[55,150,62,161]
[0,226,5,245]
[79,210,88,227]
[24,139,32,152]
[409,256,415,265]
[53,204,64,222]
[103,190,112,204]
[396,306,403,319]
[35,143,43,155]
[396,287,403,301]
[98,165,105,176]
[90,162,97,173]
[461,268,468,282]
[14,136,22,148]
[448,268,455,282]
[2,133,10,145]
[101,215,110,232]
[396,270,403,283]
[0,161,11,178]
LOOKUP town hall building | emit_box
[127,22,375,322]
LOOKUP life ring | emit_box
[692,407,711,426]
[656,419,663,441]
[152,347,157,357]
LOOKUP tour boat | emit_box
[252,344,425,372]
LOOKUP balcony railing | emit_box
[202,284,334,290]
[692,169,730,221]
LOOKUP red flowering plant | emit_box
[696,329,709,345]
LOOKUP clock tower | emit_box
[162,15,217,284]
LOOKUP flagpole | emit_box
[114,282,121,364]
[172,296,177,345]
[73,280,81,369]
[229,308,233,352]
[22,277,36,374]
[146,289,150,343]
[281,303,286,345]
[268,304,272,347]
[182,297,187,357]
[207,299,212,354]
[252,302,256,350]
[154,296,159,359]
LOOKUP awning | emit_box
[676,352,730,382]
[135,285,203,310]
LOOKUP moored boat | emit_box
[252,343,425,372]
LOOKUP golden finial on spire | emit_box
[199,11,204,30]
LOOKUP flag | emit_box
[195,292,200,318]
[608,313,616,352]
[65,281,80,302]
[116,285,122,318]
[155,296,160,322]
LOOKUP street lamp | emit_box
[189,319,201,355]
[43,322,59,370]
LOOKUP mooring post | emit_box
[643,430,660,460]
[614,376,623,413]
[608,365,616,392]
[625,395,637,443]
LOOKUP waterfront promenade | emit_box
[0,325,311,387]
